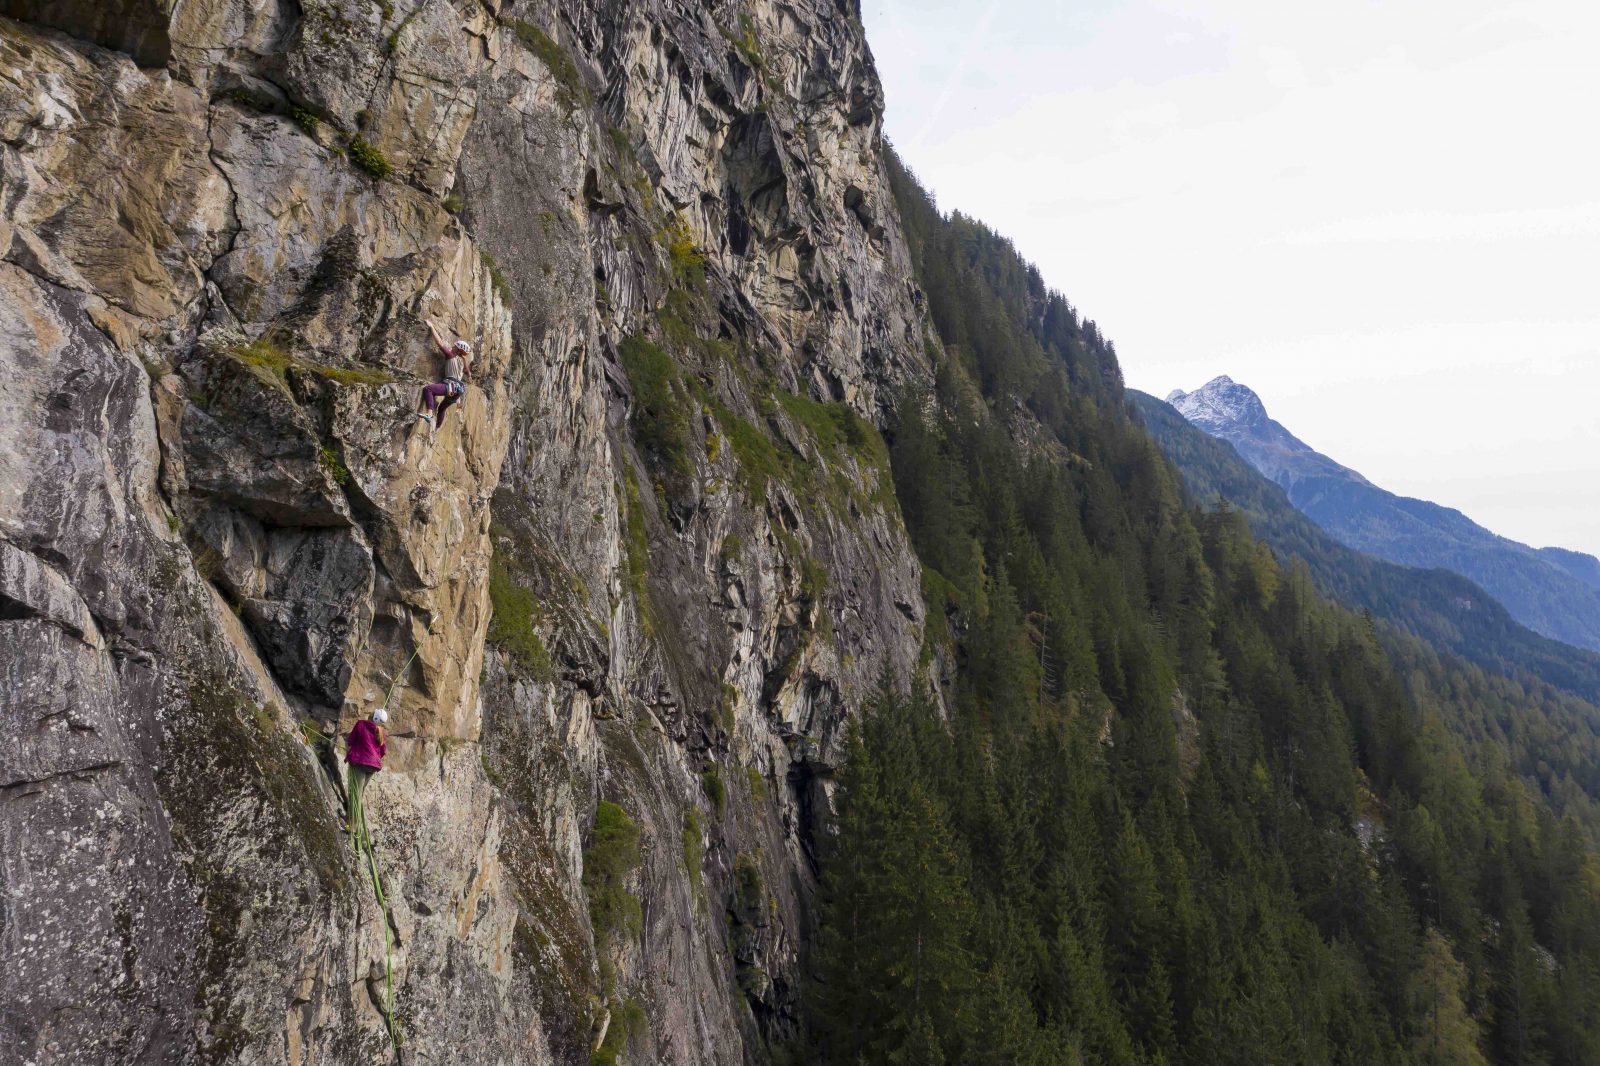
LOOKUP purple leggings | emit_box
[420,379,463,420]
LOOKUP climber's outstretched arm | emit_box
[424,317,453,359]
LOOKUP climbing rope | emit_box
[382,642,426,713]
[356,638,426,1056]
[354,796,404,1054]
[296,632,432,1056]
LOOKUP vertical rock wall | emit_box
[0,1,931,1062]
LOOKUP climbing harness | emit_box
[432,378,467,428]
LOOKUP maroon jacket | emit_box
[346,719,386,771]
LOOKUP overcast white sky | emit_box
[861,0,1600,558]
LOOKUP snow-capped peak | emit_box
[1166,375,1268,433]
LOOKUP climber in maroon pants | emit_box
[416,317,472,431]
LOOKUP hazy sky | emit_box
[861,0,1600,557]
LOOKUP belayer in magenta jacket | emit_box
[346,717,387,771]
[344,709,388,840]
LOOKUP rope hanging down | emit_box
[354,797,403,1053]
[347,633,425,1056]
[354,641,424,1056]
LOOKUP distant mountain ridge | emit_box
[1543,545,1600,592]
[1166,375,1600,653]
[1165,375,1370,488]
[1134,390,1600,704]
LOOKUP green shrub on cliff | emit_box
[585,801,642,968]
[590,997,646,1066]
[510,20,588,112]
[659,215,706,287]
[681,808,704,893]
[479,250,512,301]
[488,555,554,682]
[227,338,293,380]
[348,137,391,179]
[619,335,697,500]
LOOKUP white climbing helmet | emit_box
[452,339,472,355]
[372,707,389,725]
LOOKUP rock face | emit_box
[0,2,931,1063]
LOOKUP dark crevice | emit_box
[202,101,247,325]
[1,760,123,795]
[0,3,172,67]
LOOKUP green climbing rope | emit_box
[355,796,404,1052]
[347,637,427,1056]
[381,644,424,715]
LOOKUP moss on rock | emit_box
[488,553,555,681]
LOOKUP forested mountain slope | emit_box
[802,154,1600,1065]
[1167,375,1600,653]
[1134,390,1600,834]
[1134,391,1600,702]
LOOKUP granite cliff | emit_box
[0,1,933,1062]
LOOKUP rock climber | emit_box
[344,707,388,839]
[416,317,471,430]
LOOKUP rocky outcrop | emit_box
[1,1,933,1063]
